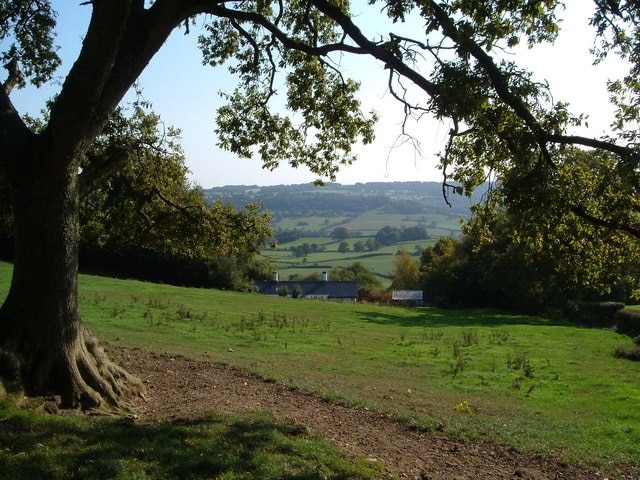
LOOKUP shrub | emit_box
[360,291,391,305]
[613,344,640,361]
[567,301,625,328]
[614,308,640,338]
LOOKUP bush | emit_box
[359,291,391,305]
[614,308,640,338]
[567,301,625,328]
[613,344,640,361]
[80,246,210,288]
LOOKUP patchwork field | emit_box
[205,182,475,283]
[267,238,436,282]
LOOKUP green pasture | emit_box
[275,237,432,253]
[270,209,464,237]
[1,261,639,477]
[272,215,350,232]
[338,209,463,235]
[267,254,393,284]
[273,235,331,248]
[269,239,432,283]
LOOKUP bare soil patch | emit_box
[114,347,635,480]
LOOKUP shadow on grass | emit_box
[358,307,569,328]
[0,403,381,480]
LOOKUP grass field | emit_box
[1,261,639,477]
[335,210,462,236]
[268,238,435,283]
[270,208,465,237]
[273,215,351,232]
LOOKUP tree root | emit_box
[63,326,146,411]
[1,326,145,412]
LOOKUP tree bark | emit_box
[0,151,143,409]
[0,2,185,410]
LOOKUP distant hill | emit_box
[203,181,484,237]
[203,182,486,284]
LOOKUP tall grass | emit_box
[0,261,638,469]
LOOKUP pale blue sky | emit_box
[9,1,623,188]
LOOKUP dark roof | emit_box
[254,280,358,299]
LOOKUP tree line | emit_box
[204,182,478,219]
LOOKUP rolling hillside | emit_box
[203,181,483,237]
[204,181,484,284]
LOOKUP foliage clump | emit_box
[615,308,640,338]
[419,214,640,315]
[567,301,626,328]
[613,344,640,362]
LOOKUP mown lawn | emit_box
[1,260,639,474]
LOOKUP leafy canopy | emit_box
[80,101,272,264]
[0,0,59,88]
[3,1,640,288]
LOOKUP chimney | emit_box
[272,271,279,282]
[322,271,328,282]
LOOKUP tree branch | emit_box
[3,59,21,95]
[48,0,134,156]
[197,3,365,57]
[150,185,207,223]
[78,145,131,199]
[545,132,638,158]
[426,1,554,167]
[570,204,640,240]
[310,0,439,97]
[0,61,33,168]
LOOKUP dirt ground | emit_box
[114,347,637,480]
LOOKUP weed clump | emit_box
[506,349,534,378]
[613,344,640,361]
[488,329,509,344]
[451,342,468,377]
[461,329,478,346]
[453,400,475,414]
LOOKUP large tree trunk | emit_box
[0,156,143,410]
[0,1,185,410]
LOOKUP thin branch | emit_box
[200,3,365,56]
[570,204,640,240]
[440,117,460,207]
[309,0,439,97]
[150,185,208,223]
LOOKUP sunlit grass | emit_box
[0,261,639,470]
